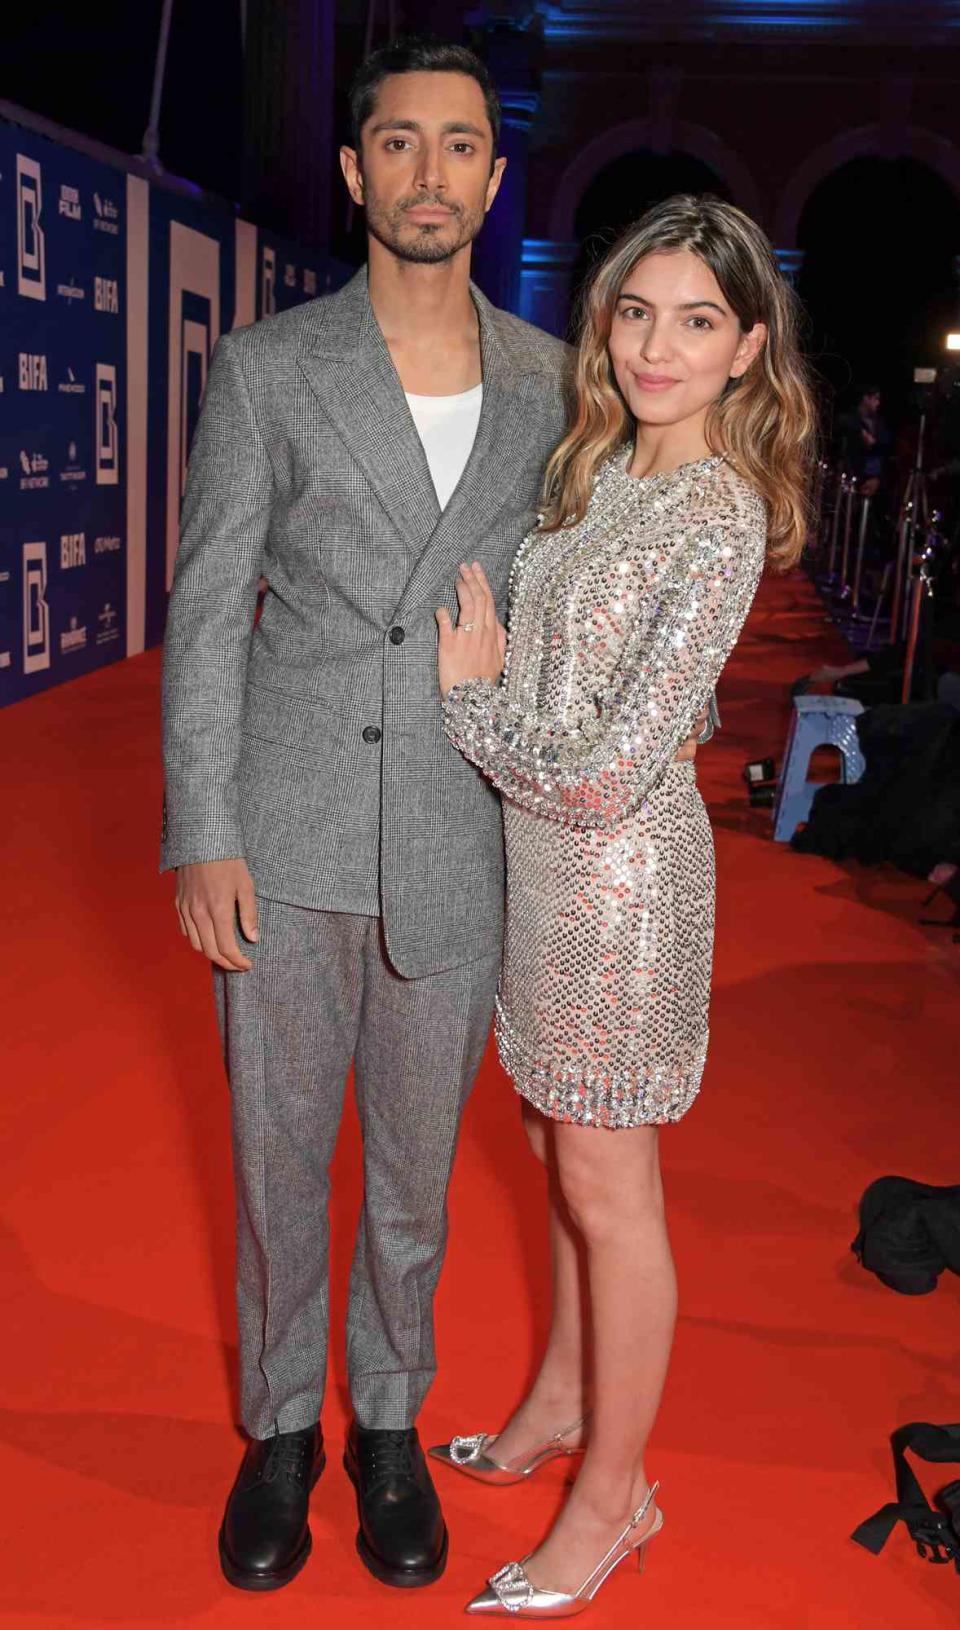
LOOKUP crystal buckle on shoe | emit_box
[450,1432,490,1465]
[489,1560,534,1611]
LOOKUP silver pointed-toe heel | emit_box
[464,1480,662,1617]
[429,1416,587,1487]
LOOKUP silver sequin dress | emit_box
[443,451,767,1128]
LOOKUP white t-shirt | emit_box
[404,384,483,511]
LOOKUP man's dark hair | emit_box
[349,35,502,155]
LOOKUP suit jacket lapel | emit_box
[394,286,547,619]
[296,269,550,607]
[296,268,440,554]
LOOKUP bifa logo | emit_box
[23,541,50,674]
[92,192,120,234]
[16,155,45,301]
[94,276,119,314]
[96,363,119,485]
[60,532,86,569]
[59,184,81,221]
[261,245,276,316]
[18,352,48,391]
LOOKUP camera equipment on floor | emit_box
[741,757,777,807]
[853,1422,960,1573]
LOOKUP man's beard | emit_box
[363,191,486,265]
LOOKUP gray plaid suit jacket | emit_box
[161,266,571,978]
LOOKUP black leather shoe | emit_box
[218,1424,325,1591]
[344,1422,448,1588]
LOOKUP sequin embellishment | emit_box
[443,452,767,1128]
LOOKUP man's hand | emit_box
[675,710,709,763]
[176,858,259,971]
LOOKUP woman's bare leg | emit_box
[522,1121,677,1593]
[487,1104,589,1463]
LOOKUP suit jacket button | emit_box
[362,726,382,744]
[389,626,406,645]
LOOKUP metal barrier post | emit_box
[850,493,871,618]
[837,474,858,597]
[890,499,913,644]
[826,471,846,580]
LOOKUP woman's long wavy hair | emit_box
[541,195,818,567]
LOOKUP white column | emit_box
[234,218,257,329]
[125,173,149,657]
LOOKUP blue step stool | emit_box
[773,694,866,841]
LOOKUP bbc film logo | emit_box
[16,154,46,302]
[59,184,81,222]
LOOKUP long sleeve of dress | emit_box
[442,485,766,829]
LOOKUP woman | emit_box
[432,195,816,1617]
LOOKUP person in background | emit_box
[836,384,890,497]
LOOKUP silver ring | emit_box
[459,621,475,633]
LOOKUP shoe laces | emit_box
[262,1431,311,1487]
[360,1429,416,1489]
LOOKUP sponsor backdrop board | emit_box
[0,123,125,699]
[0,113,351,708]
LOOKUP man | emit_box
[837,383,890,497]
[161,38,571,1593]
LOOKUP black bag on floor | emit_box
[853,1422,960,1570]
[852,1176,960,1294]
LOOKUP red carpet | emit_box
[2,569,958,1627]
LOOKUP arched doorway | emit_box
[797,156,960,435]
[568,150,733,330]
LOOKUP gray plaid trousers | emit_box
[215,900,500,1436]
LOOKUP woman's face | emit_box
[607,248,766,430]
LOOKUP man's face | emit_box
[340,71,505,265]
[863,392,881,414]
